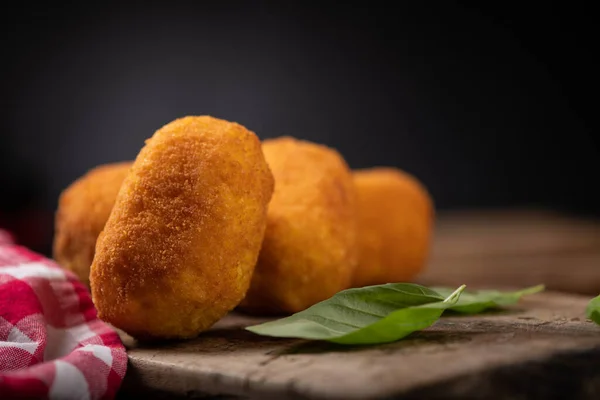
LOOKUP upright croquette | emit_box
[54,162,132,285]
[90,116,274,339]
[241,137,358,314]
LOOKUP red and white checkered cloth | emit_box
[0,229,127,399]
[0,230,13,246]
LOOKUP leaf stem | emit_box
[443,284,466,303]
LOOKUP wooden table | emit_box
[419,209,600,295]
[118,209,600,399]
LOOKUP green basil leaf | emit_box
[586,294,600,325]
[431,284,545,314]
[245,283,465,345]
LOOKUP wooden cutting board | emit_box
[119,291,600,399]
[117,210,600,399]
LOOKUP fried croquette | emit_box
[90,116,274,339]
[53,162,132,285]
[352,167,433,287]
[240,137,358,314]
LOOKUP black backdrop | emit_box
[1,2,597,255]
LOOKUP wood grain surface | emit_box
[419,209,600,295]
[117,210,600,399]
[119,291,600,399]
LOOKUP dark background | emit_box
[1,2,597,255]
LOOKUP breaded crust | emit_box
[241,137,357,314]
[352,167,433,287]
[90,116,274,339]
[53,162,132,285]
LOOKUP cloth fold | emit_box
[0,229,127,399]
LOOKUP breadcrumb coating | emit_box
[90,116,274,339]
[241,137,358,314]
[352,167,433,287]
[53,162,132,285]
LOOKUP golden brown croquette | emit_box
[352,167,433,287]
[53,162,132,285]
[240,137,358,314]
[90,116,274,339]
